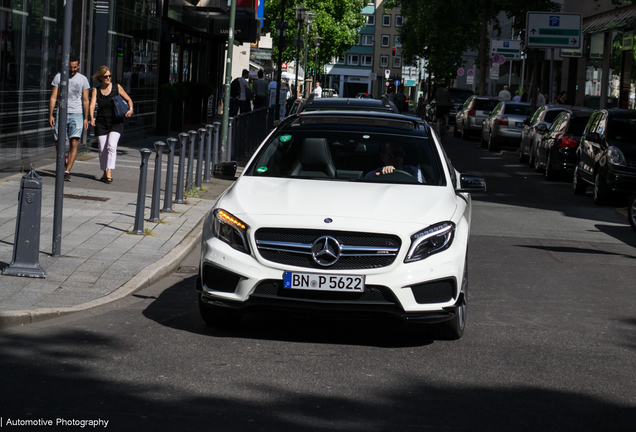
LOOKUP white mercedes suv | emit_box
[197,111,485,339]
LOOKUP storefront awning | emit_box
[583,5,636,34]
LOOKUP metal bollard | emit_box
[227,117,235,161]
[187,130,197,191]
[132,149,152,234]
[175,132,188,204]
[196,127,207,188]
[3,165,46,278]
[213,121,221,168]
[148,141,166,222]
[204,124,214,183]
[162,137,177,213]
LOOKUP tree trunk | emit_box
[479,1,489,96]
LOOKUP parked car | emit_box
[454,96,501,140]
[480,101,531,151]
[629,191,636,233]
[573,109,636,204]
[535,109,593,179]
[291,94,399,116]
[518,104,573,166]
[196,110,486,340]
[356,92,374,99]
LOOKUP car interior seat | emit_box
[289,138,337,177]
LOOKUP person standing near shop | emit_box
[89,65,133,183]
[253,70,269,109]
[48,55,90,182]
[238,69,251,114]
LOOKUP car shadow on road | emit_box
[140,274,435,349]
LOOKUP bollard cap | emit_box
[21,164,42,190]
[178,132,189,139]
[154,141,166,152]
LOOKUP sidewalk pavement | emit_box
[0,135,236,328]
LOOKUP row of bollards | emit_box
[133,123,221,235]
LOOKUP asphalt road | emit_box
[1,129,635,431]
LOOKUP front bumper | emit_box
[198,235,467,322]
[604,165,636,195]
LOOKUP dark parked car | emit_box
[454,96,501,140]
[356,92,374,99]
[573,109,636,204]
[290,94,399,116]
[535,109,593,180]
[519,105,574,166]
[480,101,531,151]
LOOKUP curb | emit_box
[0,216,206,329]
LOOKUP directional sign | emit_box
[394,80,400,86]
[457,68,465,77]
[526,12,582,49]
[491,40,521,60]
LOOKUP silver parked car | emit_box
[518,104,573,165]
[454,96,501,140]
[481,101,532,151]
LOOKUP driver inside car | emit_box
[364,142,423,182]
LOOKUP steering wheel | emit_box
[375,169,419,183]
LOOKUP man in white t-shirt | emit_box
[313,81,322,98]
[48,55,90,182]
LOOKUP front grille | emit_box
[410,279,456,304]
[255,228,401,270]
[252,279,398,304]
[626,160,636,170]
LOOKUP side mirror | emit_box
[536,123,548,132]
[213,161,238,179]
[586,132,601,142]
[457,174,486,193]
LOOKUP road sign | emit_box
[394,80,400,86]
[457,68,465,77]
[560,48,583,58]
[467,75,474,85]
[497,55,506,65]
[490,63,500,80]
[405,79,417,86]
[526,12,582,49]
[467,69,474,77]
[282,62,287,70]
[491,40,521,60]
[369,73,377,80]
[385,82,390,87]
[385,69,390,79]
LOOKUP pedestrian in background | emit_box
[498,85,511,100]
[512,90,521,102]
[536,87,546,107]
[253,70,268,109]
[238,69,251,114]
[89,65,133,183]
[48,55,90,182]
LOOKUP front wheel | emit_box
[573,165,587,195]
[544,152,555,180]
[199,293,242,327]
[628,192,636,233]
[593,171,610,205]
[427,263,467,340]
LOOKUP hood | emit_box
[218,177,457,229]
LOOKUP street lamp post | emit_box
[314,35,324,91]
[292,5,307,100]
[303,12,316,98]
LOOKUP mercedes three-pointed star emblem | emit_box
[311,236,342,266]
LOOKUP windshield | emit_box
[450,90,474,102]
[544,110,565,123]
[504,104,531,116]
[607,117,636,143]
[246,129,445,185]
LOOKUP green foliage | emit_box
[264,0,366,69]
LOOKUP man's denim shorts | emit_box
[54,113,84,141]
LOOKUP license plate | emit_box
[516,122,524,128]
[283,272,365,292]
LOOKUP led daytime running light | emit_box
[218,210,246,230]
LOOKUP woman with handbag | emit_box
[89,65,133,183]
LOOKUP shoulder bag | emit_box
[112,84,129,118]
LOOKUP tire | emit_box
[573,165,587,195]
[533,147,542,172]
[460,122,469,140]
[198,293,242,327]
[544,151,555,180]
[628,192,636,233]
[487,134,498,152]
[454,122,461,138]
[528,144,535,168]
[480,131,488,148]
[518,144,528,163]
[593,171,610,205]
[427,262,467,340]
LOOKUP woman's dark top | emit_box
[95,83,125,136]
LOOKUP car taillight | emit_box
[498,117,508,126]
[468,108,476,116]
[559,136,580,148]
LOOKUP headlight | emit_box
[405,222,455,263]
[608,146,626,166]
[212,209,250,254]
